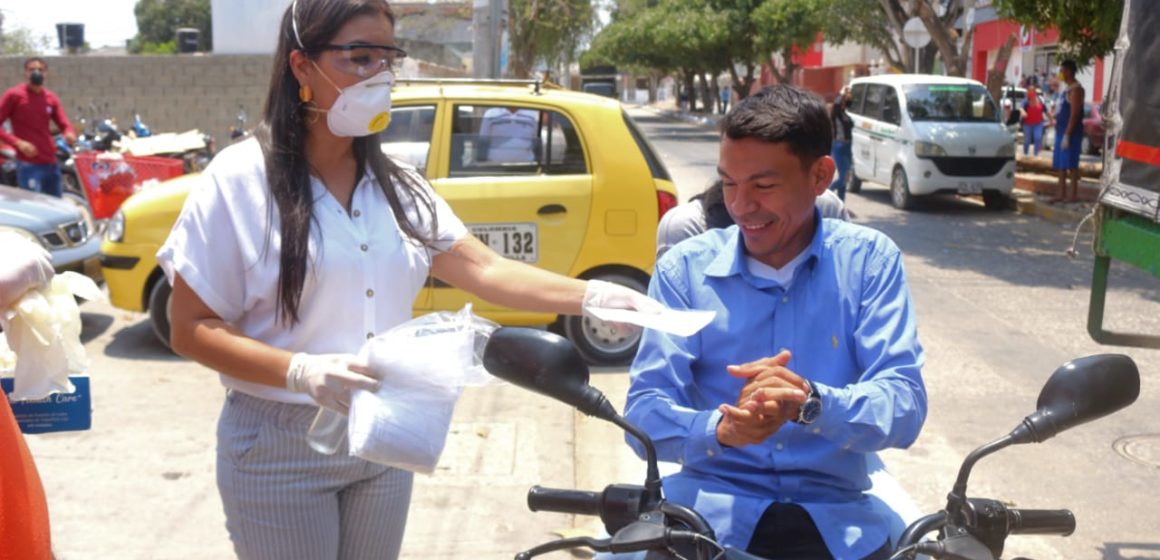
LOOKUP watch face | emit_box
[800,398,822,424]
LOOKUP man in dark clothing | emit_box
[0,57,76,197]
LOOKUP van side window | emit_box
[883,87,902,126]
[849,83,867,115]
[863,85,886,122]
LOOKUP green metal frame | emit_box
[1088,206,1160,348]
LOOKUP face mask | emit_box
[312,62,394,137]
[29,70,44,86]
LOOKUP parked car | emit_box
[0,184,102,284]
[1042,101,1105,155]
[101,80,678,365]
[845,74,1016,210]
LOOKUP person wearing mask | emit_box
[626,85,926,559]
[0,232,56,560]
[1019,88,1049,156]
[1052,59,1085,203]
[156,1,661,559]
[0,57,76,198]
[829,88,854,200]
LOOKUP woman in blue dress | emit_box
[1052,59,1085,203]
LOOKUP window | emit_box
[380,105,435,171]
[883,87,902,125]
[903,84,999,122]
[848,83,868,115]
[449,105,588,177]
[862,84,886,122]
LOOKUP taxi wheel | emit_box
[148,278,173,350]
[848,173,862,194]
[890,167,915,210]
[563,272,648,367]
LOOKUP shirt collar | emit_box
[704,206,827,283]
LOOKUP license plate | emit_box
[470,223,538,263]
[958,181,984,194]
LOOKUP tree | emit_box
[824,0,963,75]
[994,0,1122,65]
[0,26,52,56]
[752,0,828,85]
[130,0,212,54]
[507,0,596,78]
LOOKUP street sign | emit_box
[903,17,931,49]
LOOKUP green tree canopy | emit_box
[508,0,596,78]
[994,0,1122,66]
[130,0,212,54]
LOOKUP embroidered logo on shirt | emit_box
[832,335,839,349]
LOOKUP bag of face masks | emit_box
[346,305,499,474]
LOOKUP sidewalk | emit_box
[634,101,1101,226]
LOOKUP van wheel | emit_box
[848,173,862,194]
[890,167,915,210]
[562,271,647,366]
[148,277,174,350]
[982,191,1009,211]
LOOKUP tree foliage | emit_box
[0,26,52,56]
[508,0,596,78]
[994,0,1122,65]
[752,0,828,85]
[130,0,212,54]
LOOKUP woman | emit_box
[156,1,658,558]
[1019,88,1048,156]
[829,88,854,200]
[1051,59,1085,203]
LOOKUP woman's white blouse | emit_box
[157,138,467,403]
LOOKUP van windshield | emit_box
[904,84,999,122]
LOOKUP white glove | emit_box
[1061,136,1070,151]
[582,279,664,316]
[286,353,379,413]
[0,232,54,309]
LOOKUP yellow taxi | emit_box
[101,79,678,365]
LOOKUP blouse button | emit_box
[366,289,375,298]
[360,244,369,252]
[366,332,374,340]
[353,209,361,217]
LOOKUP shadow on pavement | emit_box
[80,312,114,344]
[1099,542,1160,559]
[103,318,186,362]
[850,186,1160,304]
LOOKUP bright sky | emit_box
[0,0,139,50]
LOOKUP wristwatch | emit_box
[796,379,823,425]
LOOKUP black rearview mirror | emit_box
[1013,354,1140,444]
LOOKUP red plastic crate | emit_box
[74,152,185,219]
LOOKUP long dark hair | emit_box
[258,0,437,325]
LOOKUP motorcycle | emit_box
[482,328,1140,560]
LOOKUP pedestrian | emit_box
[719,84,731,114]
[626,85,926,559]
[0,57,76,198]
[0,232,56,560]
[1019,87,1048,156]
[1051,59,1085,203]
[155,1,661,559]
[829,88,854,200]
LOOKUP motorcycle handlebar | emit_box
[527,485,602,516]
[1008,508,1075,536]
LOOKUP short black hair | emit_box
[720,84,832,165]
[24,57,46,70]
[1060,59,1077,74]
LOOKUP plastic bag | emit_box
[0,271,104,401]
[344,305,499,473]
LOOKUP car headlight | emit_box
[914,141,947,158]
[0,225,46,248]
[106,209,126,243]
[996,142,1016,158]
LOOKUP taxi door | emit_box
[423,102,594,313]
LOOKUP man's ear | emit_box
[811,155,837,195]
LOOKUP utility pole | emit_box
[472,0,505,78]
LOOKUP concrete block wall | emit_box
[0,54,274,147]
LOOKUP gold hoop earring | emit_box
[298,84,313,104]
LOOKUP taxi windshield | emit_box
[904,84,999,122]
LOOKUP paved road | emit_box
[21,106,1160,560]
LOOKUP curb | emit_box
[1011,191,1093,225]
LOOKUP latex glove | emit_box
[582,279,664,316]
[1061,136,1070,151]
[286,353,379,413]
[0,232,54,309]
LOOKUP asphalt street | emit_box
[18,106,1160,560]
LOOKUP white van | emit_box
[845,74,1016,210]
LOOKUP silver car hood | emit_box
[0,184,83,233]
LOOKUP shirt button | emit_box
[366,332,374,340]
[706,449,716,457]
[781,296,789,303]
[775,443,784,451]
[366,289,374,298]
[360,244,369,252]
[353,209,361,217]
[812,427,821,434]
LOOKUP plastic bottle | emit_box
[306,407,347,455]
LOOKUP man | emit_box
[477,106,540,163]
[0,232,56,560]
[0,57,76,198]
[625,85,926,559]
[1051,60,1085,203]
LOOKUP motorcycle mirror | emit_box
[483,327,617,420]
[1012,354,1140,444]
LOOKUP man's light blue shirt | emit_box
[625,214,927,559]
